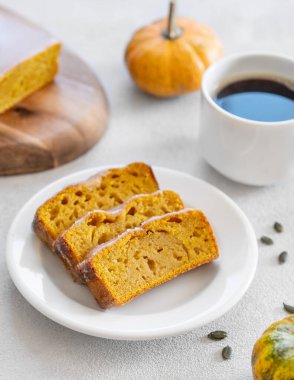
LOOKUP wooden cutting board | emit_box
[0,7,109,175]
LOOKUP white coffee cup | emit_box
[199,53,294,186]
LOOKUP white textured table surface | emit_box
[1,0,294,379]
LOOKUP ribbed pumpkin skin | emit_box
[125,17,223,97]
[252,315,294,380]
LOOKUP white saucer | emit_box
[6,166,258,340]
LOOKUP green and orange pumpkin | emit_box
[252,314,294,380]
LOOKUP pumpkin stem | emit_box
[167,0,176,37]
[162,0,182,40]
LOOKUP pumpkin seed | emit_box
[283,303,294,314]
[222,345,232,360]
[278,251,288,264]
[260,236,273,245]
[207,330,227,340]
[274,222,283,233]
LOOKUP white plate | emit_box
[6,166,258,340]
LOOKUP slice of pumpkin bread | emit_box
[54,190,184,282]
[78,209,219,308]
[33,163,158,248]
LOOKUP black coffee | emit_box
[214,78,294,122]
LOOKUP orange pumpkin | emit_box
[125,2,223,97]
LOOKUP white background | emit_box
[1,0,294,379]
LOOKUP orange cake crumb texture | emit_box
[33,163,159,247]
[0,43,60,113]
[54,190,184,281]
[79,209,219,308]
[0,11,61,113]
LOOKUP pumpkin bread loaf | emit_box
[78,209,219,308]
[33,163,158,248]
[54,190,184,282]
[0,10,61,113]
